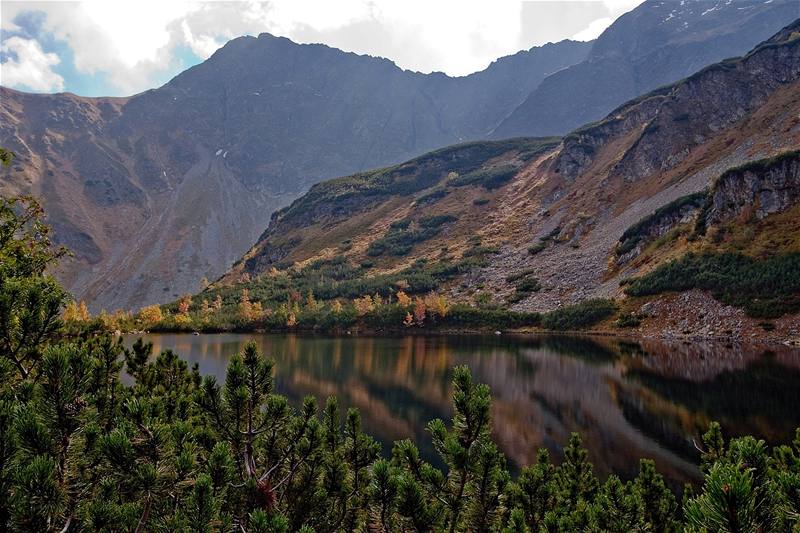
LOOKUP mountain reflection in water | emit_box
[130,333,800,486]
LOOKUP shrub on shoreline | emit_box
[625,251,800,318]
[541,298,617,331]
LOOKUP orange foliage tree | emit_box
[413,297,426,326]
[396,290,412,308]
[177,294,192,314]
[239,289,262,321]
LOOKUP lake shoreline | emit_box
[122,325,800,349]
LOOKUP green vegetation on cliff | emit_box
[616,192,708,256]
[367,215,458,257]
[273,137,558,227]
[625,252,800,318]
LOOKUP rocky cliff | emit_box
[707,151,800,224]
[554,20,800,183]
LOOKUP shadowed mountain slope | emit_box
[493,0,800,138]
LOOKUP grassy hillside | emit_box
[230,137,559,279]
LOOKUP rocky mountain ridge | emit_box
[0,37,590,311]
[219,20,800,326]
[493,0,800,138]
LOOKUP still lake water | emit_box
[130,333,800,486]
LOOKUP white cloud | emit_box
[1,0,645,95]
[572,0,645,41]
[0,36,65,92]
[181,19,225,59]
[572,16,615,41]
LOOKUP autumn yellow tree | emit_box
[63,300,91,322]
[436,294,450,317]
[424,293,437,316]
[424,292,450,318]
[174,313,192,327]
[396,290,412,308]
[353,295,375,316]
[286,312,297,327]
[330,300,343,314]
[403,312,414,327]
[110,309,132,329]
[213,294,223,310]
[239,289,262,321]
[200,299,212,317]
[139,304,163,326]
[98,309,128,330]
[78,300,90,321]
[305,290,320,312]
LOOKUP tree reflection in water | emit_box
[133,333,800,486]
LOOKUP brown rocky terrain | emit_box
[218,20,800,340]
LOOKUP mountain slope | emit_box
[218,20,800,330]
[493,0,800,138]
[3,0,796,312]
[0,38,590,311]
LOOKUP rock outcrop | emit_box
[708,151,800,224]
[553,19,800,183]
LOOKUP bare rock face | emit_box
[708,152,800,223]
[615,151,800,266]
[615,192,708,265]
[614,37,800,184]
[552,96,664,181]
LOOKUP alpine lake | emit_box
[127,332,800,489]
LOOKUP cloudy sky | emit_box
[0,0,643,97]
